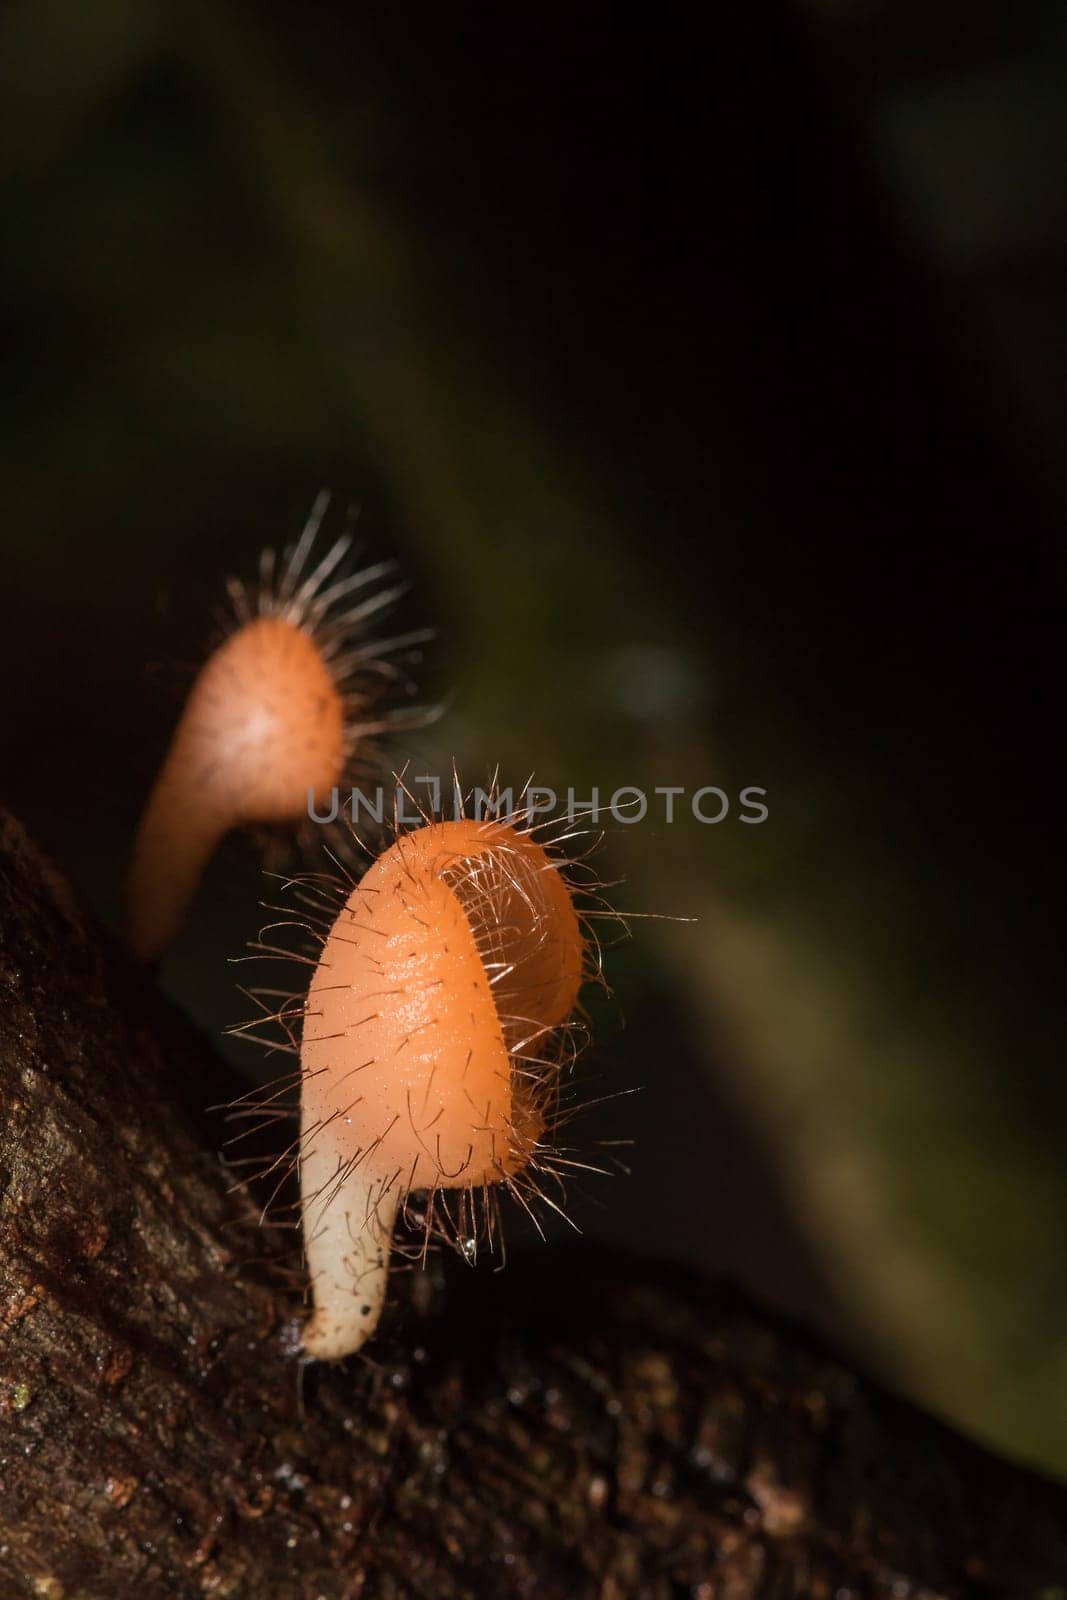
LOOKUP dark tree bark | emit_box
[1,810,1065,1600]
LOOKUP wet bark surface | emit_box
[1,809,1065,1599]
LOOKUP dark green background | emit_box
[2,2,1065,1473]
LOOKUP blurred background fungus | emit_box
[2,1,1065,1474]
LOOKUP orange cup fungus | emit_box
[127,494,428,962]
[298,816,590,1359]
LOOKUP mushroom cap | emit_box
[444,819,584,1038]
[176,616,345,825]
[300,819,584,1193]
[128,616,346,960]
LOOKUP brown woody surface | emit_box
[1,810,1065,1600]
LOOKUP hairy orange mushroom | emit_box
[127,494,428,962]
[298,816,590,1359]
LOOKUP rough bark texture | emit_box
[1,810,1065,1600]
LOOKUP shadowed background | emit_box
[2,1,1065,1473]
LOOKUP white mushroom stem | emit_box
[299,1132,399,1360]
